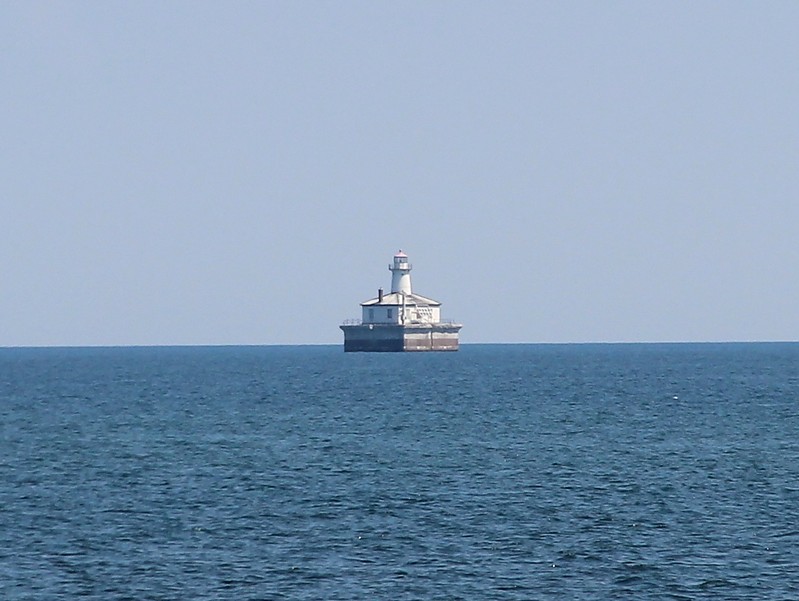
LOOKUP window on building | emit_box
[387,308,393,319]
[369,309,374,320]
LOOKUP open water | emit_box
[1,343,798,600]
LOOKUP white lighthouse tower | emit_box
[390,250,412,294]
[340,250,462,352]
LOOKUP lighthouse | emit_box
[340,250,462,352]
[390,251,412,294]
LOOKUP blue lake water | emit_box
[1,343,798,600]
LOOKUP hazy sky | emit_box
[2,2,798,346]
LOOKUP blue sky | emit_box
[2,2,797,345]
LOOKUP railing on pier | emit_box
[342,318,460,326]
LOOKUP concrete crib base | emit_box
[340,324,462,352]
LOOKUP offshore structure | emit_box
[340,251,462,352]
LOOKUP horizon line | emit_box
[2,340,798,350]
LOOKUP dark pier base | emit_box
[340,324,461,352]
